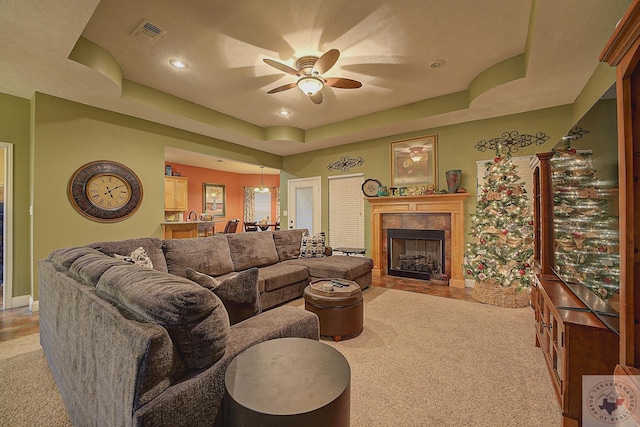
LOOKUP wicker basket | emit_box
[429,273,449,286]
[472,281,530,308]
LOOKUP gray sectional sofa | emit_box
[38,229,372,426]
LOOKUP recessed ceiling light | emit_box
[169,59,189,69]
[279,110,291,116]
[430,60,445,68]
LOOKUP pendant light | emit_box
[254,166,270,193]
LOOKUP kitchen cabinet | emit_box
[164,176,188,211]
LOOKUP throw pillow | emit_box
[298,232,326,258]
[186,268,221,290]
[113,247,154,269]
[186,267,261,325]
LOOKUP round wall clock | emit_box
[68,160,143,223]
[361,178,382,197]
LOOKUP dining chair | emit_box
[244,221,258,232]
[223,219,239,233]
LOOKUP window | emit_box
[328,174,364,250]
[254,192,272,223]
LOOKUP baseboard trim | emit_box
[465,279,475,288]
[12,294,31,308]
[29,298,39,312]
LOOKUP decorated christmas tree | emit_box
[463,152,534,307]
[550,145,619,301]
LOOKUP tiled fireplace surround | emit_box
[366,194,470,287]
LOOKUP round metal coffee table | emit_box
[224,337,351,427]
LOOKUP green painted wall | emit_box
[0,93,31,299]
[30,93,281,299]
[563,97,618,184]
[2,62,617,302]
[282,105,576,254]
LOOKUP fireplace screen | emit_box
[387,229,445,280]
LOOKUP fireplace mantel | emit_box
[366,193,471,287]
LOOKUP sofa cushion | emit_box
[272,229,307,261]
[48,246,104,270]
[285,256,373,281]
[257,263,309,292]
[299,232,326,258]
[96,265,229,370]
[225,232,279,271]
[185,268,222,290]
[69,252,133,286]
[187,267,261,325]
[162,235,235,278]
[88,238,168,273]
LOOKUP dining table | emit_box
[256,223,279,231]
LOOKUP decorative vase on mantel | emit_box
[445,169,462,193]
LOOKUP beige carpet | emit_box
[0,287,560,426]
[0,335,71,426]
[288,287,560,426]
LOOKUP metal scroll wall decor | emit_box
[327,156,365,172]
[562,125,590,146]
[475,131,550,154]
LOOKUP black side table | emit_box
[225,337,351,427]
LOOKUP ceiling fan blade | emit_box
[324,77,362,89]
[313,49,340,75]
[310,92,323,104]
[263,58,300,76]
[267,82,297,94]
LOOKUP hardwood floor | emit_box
[0,305,39,342]
[0,276,475,343]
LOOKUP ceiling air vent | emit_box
[131,20,166,43]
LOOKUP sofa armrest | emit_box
[133,306,319,427]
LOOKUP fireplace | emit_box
[365,193,470,287]
[387,229,445,280]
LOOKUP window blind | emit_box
[254,192,271,223]
[328,174,364,251]
[295,186,314,233]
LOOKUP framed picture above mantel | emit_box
[390,134,438,188]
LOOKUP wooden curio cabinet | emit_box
[600,0,640,388]
[530,152,619,425]
[530,153,555,279]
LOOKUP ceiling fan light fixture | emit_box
[297,76,324,96]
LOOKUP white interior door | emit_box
[1,143,12,309]
[288,177,321,235]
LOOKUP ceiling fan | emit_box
[263,49,362,104]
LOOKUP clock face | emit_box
[362,178,382,197]
[86,173,132,210]
[68,161,143,223]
